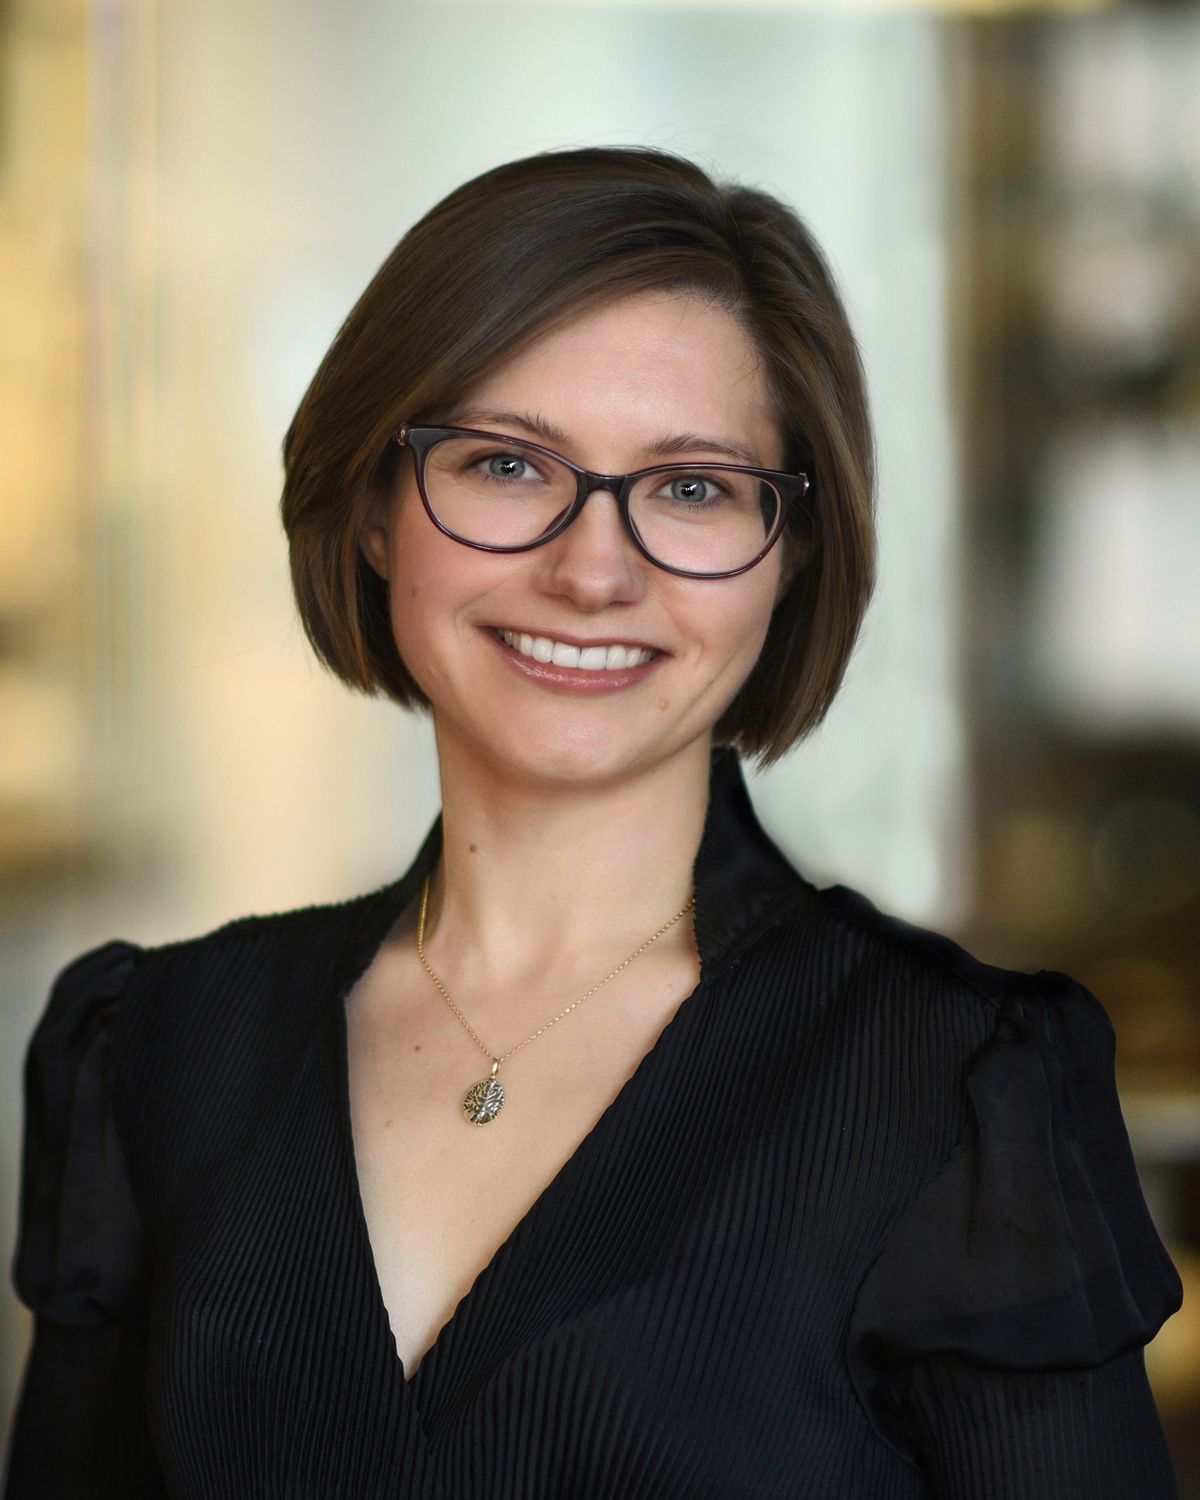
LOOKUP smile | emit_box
[495,629,656,672]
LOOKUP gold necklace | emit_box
[416,875,696,1126]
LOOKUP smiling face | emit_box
[359,288,789,792]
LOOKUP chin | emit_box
[462,709,717,796]
[492,732,647,791]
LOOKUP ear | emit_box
[773,502,820,606]
[359,487,393,581]
[773,543,800,608]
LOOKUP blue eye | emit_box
[486,454,530,480]
[660,474,728,505]
[672,477,710,503]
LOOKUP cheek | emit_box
[386,586,430,687]
[726,568,783,653]
[381,517,443,681]
[386,490,445,627]
[677,569,779,684]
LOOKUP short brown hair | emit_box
[280,146,876,765]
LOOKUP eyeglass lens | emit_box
[421,434,782,575]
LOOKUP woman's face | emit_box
[360,288,789,790]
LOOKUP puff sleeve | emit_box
[5,941,168,1498]
[846,971,1183,1498]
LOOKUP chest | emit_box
[343,940,703,1381]
[141,922,933,1497]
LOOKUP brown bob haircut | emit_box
[281,145,876,766]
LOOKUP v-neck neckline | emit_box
[330,884,710,1399]
[324,748,808,1407]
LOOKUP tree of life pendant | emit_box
[463,1059,504,1125]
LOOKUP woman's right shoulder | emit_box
[26,938,145,1077]
[34,878,399,1067]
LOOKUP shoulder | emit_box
[838,887,1181,1446]
[32,877,403,1075]
[755,877,1119,1089]
[809,883,1017,1003]
[23,940,147,1115]
[22,878,408,1188]
[785,883,1145,1246]
[145,876,395,965]
[187,870,411,970]
[802,878,1094,1018]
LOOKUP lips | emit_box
[495,629,657,673]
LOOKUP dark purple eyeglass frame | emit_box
[393,424,812,580]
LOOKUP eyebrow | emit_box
[444,407,766,469]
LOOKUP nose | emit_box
[531,485,648,612]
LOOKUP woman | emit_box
[6,147,1182,1497]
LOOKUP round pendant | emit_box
[463,1070,505,1125]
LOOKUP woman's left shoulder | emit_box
[801,878,1104,1038]
[826,886,1185,1464]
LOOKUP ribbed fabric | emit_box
[5,750,1183,1498]
[892,1346,1180,1498]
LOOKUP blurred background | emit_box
[2,0,1197,1484]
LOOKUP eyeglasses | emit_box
[393,425,811,580]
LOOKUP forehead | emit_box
[448,290,784,470]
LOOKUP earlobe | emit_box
[773,549,799,608]
[359,491,392,580]
[773,525,815,607]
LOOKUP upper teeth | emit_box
[498,630,654,671]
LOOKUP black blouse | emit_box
[5,750,1183,1498]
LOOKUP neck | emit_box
[421,731,712,1000]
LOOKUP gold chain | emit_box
[416,875,696,1066]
